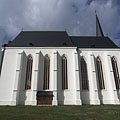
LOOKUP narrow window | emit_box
[80,57,89,90]
[62,55,68,90]
[25,55,33,90]
[96,57,105,90]
[111,57,120,89]
[43,54,50,90]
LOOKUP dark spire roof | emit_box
[96,15,104,37]
[6,31,118,48]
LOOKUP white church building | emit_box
[0,16,120,106]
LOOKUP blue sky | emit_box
[0,0,120,47]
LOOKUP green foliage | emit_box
[0,105,119,120]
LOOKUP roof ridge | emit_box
[21,31,66,32]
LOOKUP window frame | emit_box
[80,56,89,90]
[43,54,50,90]
[95,56,105,90]
[25,54,33,90]
[111,56,120,89]
[62,54,68,90]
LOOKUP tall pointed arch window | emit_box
[25,55,33,90]
[62,55,68,90]
[111,57,120,89]
[80,57,89,90]
[96,57,105,90]
[43,54,50,90]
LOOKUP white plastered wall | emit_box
[0,47,78,105]
[79,48,120,105]
[0,47,120,105]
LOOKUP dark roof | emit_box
[6,31,119,48]
[70,36,118,48]
[7,31,74,47]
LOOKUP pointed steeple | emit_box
[96,14,104,37]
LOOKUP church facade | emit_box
[0,16,120,106]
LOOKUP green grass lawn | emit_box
[0,105,120,120]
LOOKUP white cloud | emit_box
[0,0,120,46]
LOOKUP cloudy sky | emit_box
[0,0,120,47]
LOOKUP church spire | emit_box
[96,14,104,37]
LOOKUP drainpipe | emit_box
[76,47,81,54]
[0,45,6,76]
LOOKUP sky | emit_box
[0,0,120,47]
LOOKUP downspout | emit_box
[76,47,81,54]
[0,45,6,76]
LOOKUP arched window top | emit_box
[81,56,85,60]
[80,56,87,63]
[96,56,100,60]
[96,56,103,66]
[44,54,50,60]
[62,54,67,60]
[111,56,117,61]
[96,56,102,61]
[111,56,119,68]
[27,54,33,60]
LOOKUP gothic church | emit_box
[0,16,119,105]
